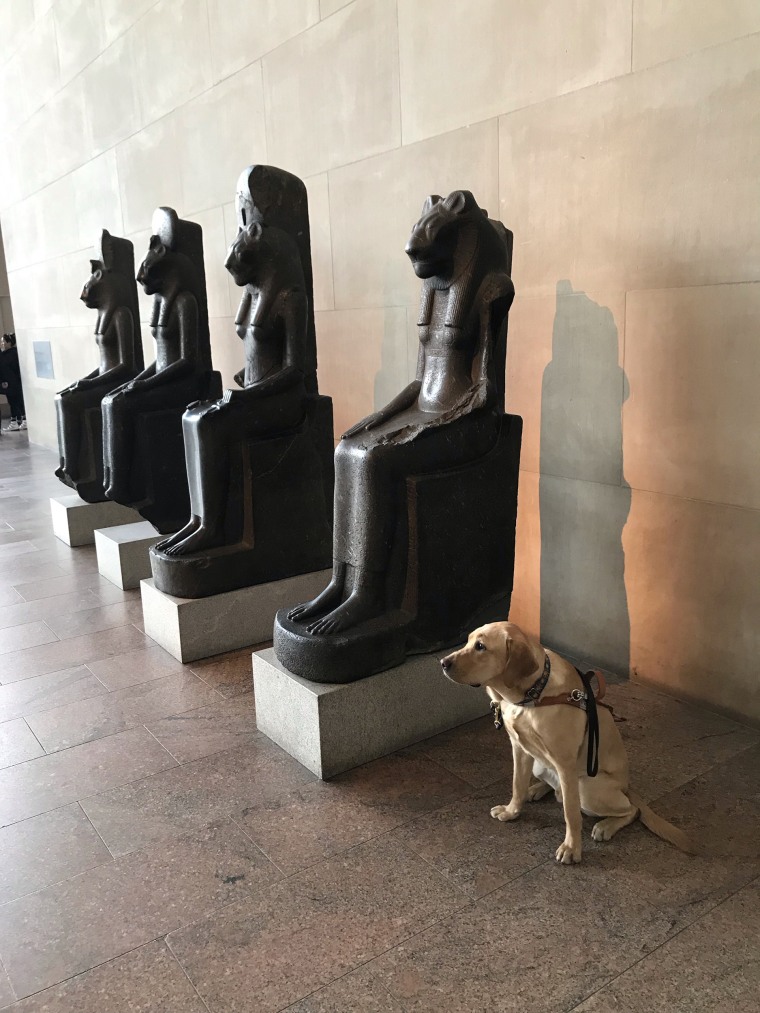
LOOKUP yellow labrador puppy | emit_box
[441,621,694,864]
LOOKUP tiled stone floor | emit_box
[0,434,759,1012]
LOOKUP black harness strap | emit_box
[577,668,600,777]
[491,654,603,778]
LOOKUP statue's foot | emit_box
[154,519,198,553]
[54,465,66,480]
[104,483,127,502]
[287,576,345,623]
[305,588,383,636]
[164,524,224,557]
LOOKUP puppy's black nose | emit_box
[440,656,452,672]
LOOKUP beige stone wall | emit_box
[1,0,758,718]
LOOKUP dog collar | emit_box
[490,652,551,730]
[517,652,552,707]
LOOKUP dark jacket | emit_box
[0,347,22,395]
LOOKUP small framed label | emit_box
[33,341,55,379]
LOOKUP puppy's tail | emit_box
[628,789,700,856]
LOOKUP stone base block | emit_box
[95,521,163,590]
[50,494,141,547]
[252,647,491,779]
[140,569,331,664]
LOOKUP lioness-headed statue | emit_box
[277,189,522,683]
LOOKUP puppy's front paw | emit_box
[555,841,582,864]
[490,804,520,822]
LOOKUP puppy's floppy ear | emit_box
[504,633,537,685]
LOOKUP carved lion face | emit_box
[81,260,106,307]
[405,191,471,279]
[224,222,265,286]
[136,235,169,295]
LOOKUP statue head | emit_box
[81,230,136,307]
[224,220,266,287]
[136,207,204,297]
[405,190,482,279]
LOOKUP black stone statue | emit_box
[150,166,334,597]
[101,208,222,533]
[275,189,522,683]
[54,231,144,502]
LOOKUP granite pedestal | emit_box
[95,521,163,590]
[252,647,491,779]
[50,494,141,547]
[140,569,332,664]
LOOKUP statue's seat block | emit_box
[150,394,334,597]
[274,413,522,683]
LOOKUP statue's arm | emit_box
[59,367,99,394]
[341,379,421,439]
[342,340,424,437]
[130,361,157,384]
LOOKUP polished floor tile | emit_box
[9,570,103,603]
[390,779,561,899]
[0,620,58,657]
[0,665,107,723]
[284,966,406,1012]
[0,590,103,631]
[81,737,316,856]
[0,962,14,1009]
[25,671,221,752]
[0,624,148,684]
[607,681,760,799]
[0,587,23,608]
[85,644,186,691]
[0,725,176,825]
[412,713,510,787]
[146,692,256,763]
[574,878,760,1013]
[0,803,111,906]
[3,940,206,1013]
[368,861,678,1013]
[0,541,41,559]
[43,600,144,641]
[0,718,44,769]
[167,836,468,1013]
[237,750,469,876]
[188,646,256,697]
[653,741,760,858]
[0,819,280,999]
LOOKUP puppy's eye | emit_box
[474,641,486,652]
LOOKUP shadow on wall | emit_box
[539,281,631,675]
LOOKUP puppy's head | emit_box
[440,622,538,689]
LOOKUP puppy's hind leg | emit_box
[585,778,639,843]
[527,779,553,802]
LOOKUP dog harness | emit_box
[490,653,609,777]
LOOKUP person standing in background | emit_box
[0,334,26,431]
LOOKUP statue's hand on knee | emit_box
[341,411,384,440]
